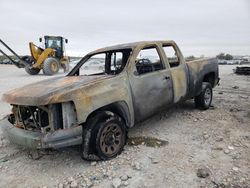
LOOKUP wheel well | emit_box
[203,72,215,87]
[84,101,131,128]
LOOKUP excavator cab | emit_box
[40,36,68,59]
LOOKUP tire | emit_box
[62,61,70,73]
[42,57,60,75]
[195,82,213,110]
[25,66,40,75]
[22,56,40,75]
[81,111,127,161]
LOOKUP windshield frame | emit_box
[68,48,132,76]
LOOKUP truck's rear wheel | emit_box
[43,57,60,75]
[81,111,126,161]
[25,66,40,75]
[195,82,213,110]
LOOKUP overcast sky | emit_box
[0,0,249,57]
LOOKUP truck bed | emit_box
[186,57,219,97]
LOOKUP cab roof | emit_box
[89,40,175,54]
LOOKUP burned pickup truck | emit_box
[1,40,219,160]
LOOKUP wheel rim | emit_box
[99,123,122,156]
[204,88,212,106]
[50,62,58,72]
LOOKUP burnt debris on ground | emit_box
[234,66,250,75]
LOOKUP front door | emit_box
[129,45,174,122]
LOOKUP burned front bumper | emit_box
[0,117,82,149]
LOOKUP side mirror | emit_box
[65,39,68,44]
[39,37,42,42]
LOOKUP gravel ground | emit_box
[0,64,249,188]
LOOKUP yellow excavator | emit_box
[0,36,69,75]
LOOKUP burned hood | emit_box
[2,75,111,105]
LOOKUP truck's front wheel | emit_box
[195,82,213,110]
[81,111,127,161]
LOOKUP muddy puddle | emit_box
[127,136,168,147]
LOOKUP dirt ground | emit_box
[0,64,249,188]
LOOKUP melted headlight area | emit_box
[9,102,77,133]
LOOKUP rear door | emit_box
[162,43,189,103]
[128,44,174,122]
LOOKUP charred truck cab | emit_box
[1,40,219,160]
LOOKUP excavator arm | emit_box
[0,39,30,68]
[29,42,55,69]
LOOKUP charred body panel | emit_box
[127,42,174,122]
[1,40,219,150]
[2,76,113,105]
[186,58,219,97]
